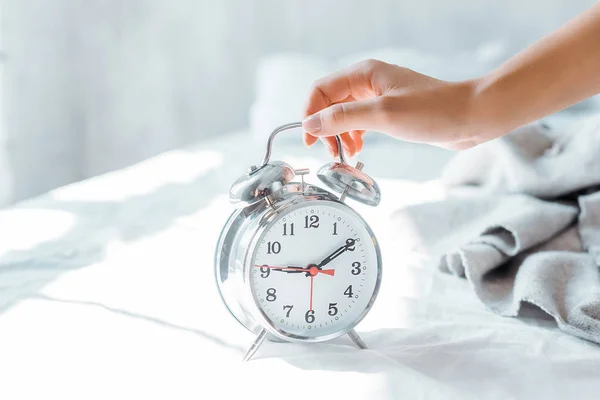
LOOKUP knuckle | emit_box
[311,79,324,91]
[374,97,396,124]
[310,79,332,104]
[309,81,323,97]
[359,58,384,74]
[327,103,347,127]
[363,58,382,68]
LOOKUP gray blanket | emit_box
[393,115,600,344]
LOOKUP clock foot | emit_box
[348,329,368,350]
[243,329,268,362]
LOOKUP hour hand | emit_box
[256,265,305,273]
[280,266,305,274]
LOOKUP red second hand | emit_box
[318,269,335,276]
[309,275,314,311]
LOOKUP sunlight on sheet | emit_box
[49,149,224,202]
[36,192,245,348]
[0,209,76,257]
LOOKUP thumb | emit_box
[302,99,382,136]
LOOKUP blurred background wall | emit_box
[0,0,597,206]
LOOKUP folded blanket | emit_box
[392,115,600,344]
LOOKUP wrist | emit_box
[466,72,541,143]
[462,75,516,143]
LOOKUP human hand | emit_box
[301,59,486,157]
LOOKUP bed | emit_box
[2,115,600,400]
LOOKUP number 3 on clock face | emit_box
[251,201,381,340]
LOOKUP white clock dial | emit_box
[251,201,380,339]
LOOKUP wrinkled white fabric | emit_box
[1,131,600,400]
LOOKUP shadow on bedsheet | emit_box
[0,143,246,322]
[265,327,600,398]
[29,293,245,352]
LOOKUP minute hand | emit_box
[317,238,356,268]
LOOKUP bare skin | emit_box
[302,3,600,157]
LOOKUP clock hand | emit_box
[289,267,336,276]
[309,275,314,311]
[255,265,335,276]
[316,268,335,276]
[316,238,356,268]
[257,265,304,271]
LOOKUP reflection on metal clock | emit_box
[214,121,382,361]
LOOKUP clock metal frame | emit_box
[214,182,382,358]
[215,121,383,361]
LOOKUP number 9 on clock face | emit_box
[250,201,381,340]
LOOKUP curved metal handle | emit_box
[255,121,347,172]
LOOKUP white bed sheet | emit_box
[1,129,600,400]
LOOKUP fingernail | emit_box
[303,114,322,134]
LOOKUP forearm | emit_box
[470,3,600,138]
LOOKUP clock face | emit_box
[250,201,380,340]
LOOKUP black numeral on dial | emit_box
[305,310,315,323]
[259,265,270,278]
[346,239,356,251]
[283,305,293,317]
[304,215,319,228]
[266,288,277,302]
[332,222,338,235]
[344,285,354,298]
[283,223,295,236]
[351,261,361,275]
[267,241,281,254]
[328,303,338,316]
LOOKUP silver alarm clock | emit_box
[214,122,382,361]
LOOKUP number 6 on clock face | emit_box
[251,201,380,339]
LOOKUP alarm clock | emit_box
[214,121,382,361]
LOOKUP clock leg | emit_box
[243,329,268,362]
[348,329,368,350]
[339,162,364,203]
[339,185,351,203]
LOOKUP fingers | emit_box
[339,132,356,156]
[304,94,359,154]
[305,131,360,158]
[303,93,367,157]
[303,98,384,137]
[303,60,379,118]
[302,59,386,157]
[322,136,339,157]
[350,130,365,153]
[303,132,319,147]
[304,131,337,156]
